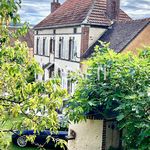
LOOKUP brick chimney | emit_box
[106,0,120,20]
[51,0,61,13]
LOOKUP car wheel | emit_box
[17,136,27,147]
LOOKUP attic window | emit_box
[53,29,56,34]
[74,28,77,34]
[35,31,38,35]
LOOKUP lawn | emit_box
[8,143,38,150]
[3,118,39,150]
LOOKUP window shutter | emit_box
[36,38,39,54]
[53,38,55,54]
[61,37,64,58]
[69,38,72,60]
[59,37,61,58]
[43,38,46,56]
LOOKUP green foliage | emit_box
[0,0,67,149]
[0,0,29,47]
[0,40,67,148]
[66,42,150,149]
[0,0,21,25]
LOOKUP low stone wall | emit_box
[68,119,103,150]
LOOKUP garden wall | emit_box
[68,119,103,150]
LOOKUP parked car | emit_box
[12,130,68,149]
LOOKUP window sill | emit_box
[55,57,80,63]
[34,54,50,57]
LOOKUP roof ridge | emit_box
[82,0,96,24]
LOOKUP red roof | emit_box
[34,0,131,29]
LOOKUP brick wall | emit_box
[106,0,120,20]
[81,26,89,54]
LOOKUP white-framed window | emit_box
[50,37,55,54]
[36,37,40,54]
[67,71,72,94]
[49,65,54,78]
[69,37,77,61]
[43,38,46,56]
[59,37,64,59]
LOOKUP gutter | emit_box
[34,23,109,30]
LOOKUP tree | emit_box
[66,42,150,149]
[0,0,67,149]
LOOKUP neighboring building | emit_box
[33,0,131,94]
[10,28,34,57]
[19,29,34,57]
[33,0,150,150]
[82,18,150,58]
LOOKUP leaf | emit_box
[117,114,125,121]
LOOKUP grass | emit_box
[8,143,38,150]
[0,116,34,149]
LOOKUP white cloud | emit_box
[121,0,150,19]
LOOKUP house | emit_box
[33,0,150,150]
[33,0,131,94]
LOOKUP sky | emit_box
[19,0,150,26]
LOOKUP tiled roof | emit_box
[82,18,150,58]
[19,29,34,48]
[10,29,34,48]
[87,0,131,26]
[34,0,131,29]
